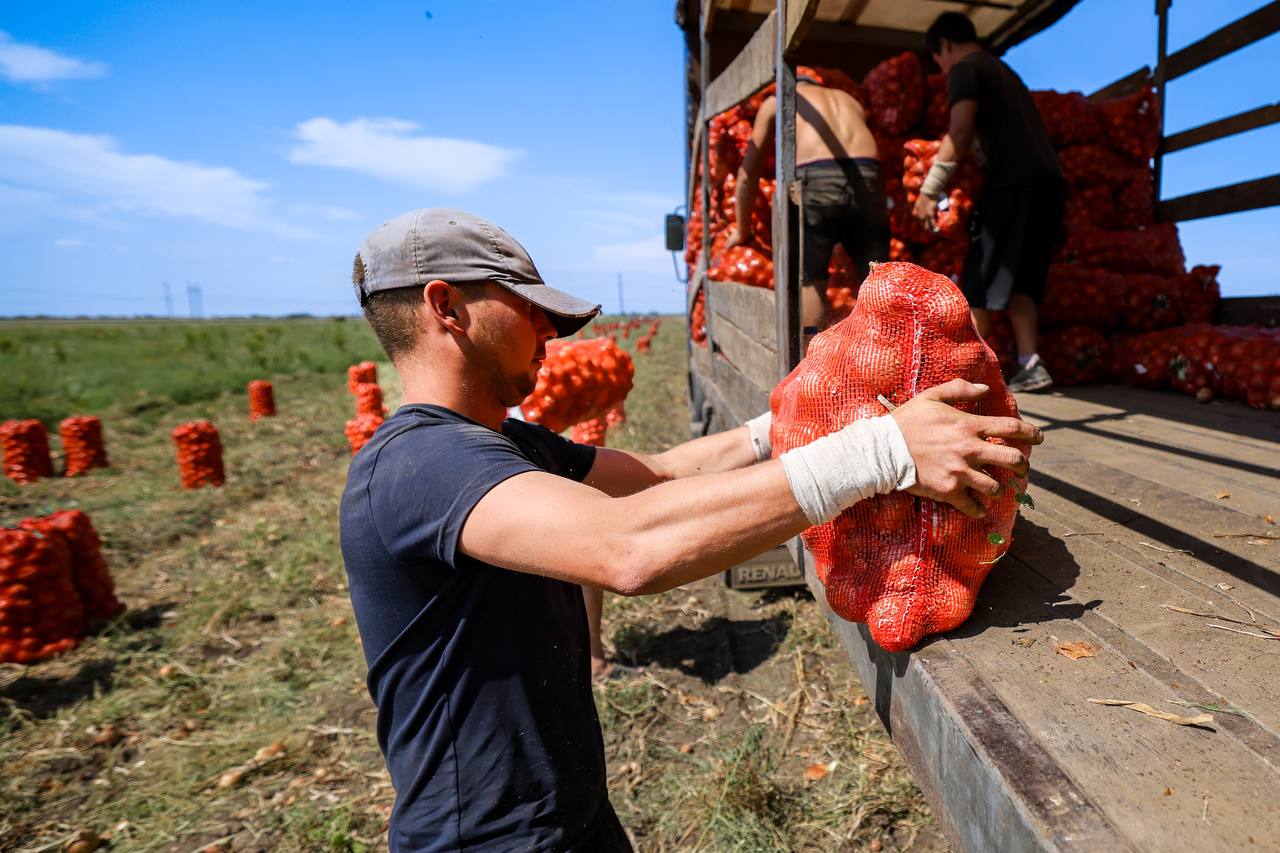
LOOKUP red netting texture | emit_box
[248,380,276,421]
[1,419,54,485]
[769,262,1027,652]
[20,510,124,623]
[345,414,384,454]
[60,415,109,476]
[347,361,377,393]
[172,420,226,488]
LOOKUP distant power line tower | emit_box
[163,281,174,317]
[617,273,625,316]
[186,283,204,319]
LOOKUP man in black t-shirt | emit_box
[915,12,1065,393]
[339,208,1043,851]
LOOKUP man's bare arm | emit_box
[583,425,760,498]
[937,99,977,165]
[727,95,777,249]
[462,380,1042,596]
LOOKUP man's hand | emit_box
[724,226,749,251]
[891,379,1042,518]
[912,193,939,231]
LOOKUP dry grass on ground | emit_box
[0,317,945,852]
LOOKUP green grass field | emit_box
[0,316,941,852]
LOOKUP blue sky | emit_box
[0,1,1275,317]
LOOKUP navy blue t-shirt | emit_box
[339,404,622,852]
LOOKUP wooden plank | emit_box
[950,562,1280,849]
[1165,1,1280,82]
[784,0,821,54]
[1157,173,1280,222]
[703,10,776,117]
[687,259,707,315]
[708,279,777,351]
[806,562,1133,853]
[1217,294,1280,327]
[712,349,770,423]
[1163,102,1280,153]
[1088,67,1151,102]
[711,313,777,398]
[701,0,717,37]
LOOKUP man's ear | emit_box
[424,280,466,332]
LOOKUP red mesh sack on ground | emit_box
[1040,326,1111,385]
[1179,264,1221,324]
[1,419,54,485]
[770,262,1027,652]
[60,415,108,477]
[636,335,652,353]
[571,417,608,447]
[354,383,386,418]
[345,414,383,454]
[1030,90,1103,148]
[20,510,123,623]
[862,52,924,135]
[347,361,377,393]
[1058,224,1185,276]
[171,420,225,488]
[0,527,86,664]
[521,338,635,434]
[1098,88,1159,162]
[248,380,276,421]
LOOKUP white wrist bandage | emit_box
[744,412,773,462]
[920,159,958,200]
[780,415,917,526]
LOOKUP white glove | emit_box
[744,412,773,463]
[779,415,916,525]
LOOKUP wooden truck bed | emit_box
[808,385,1280,851]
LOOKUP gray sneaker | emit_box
[1007,354,1054,393]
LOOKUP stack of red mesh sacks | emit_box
[0,509,124,664]
[521,338,634,434]
[1,419,54,484]
[60,416,109,476]
[171,420,226,488]
[347,379,387,454]
[771,263,1028,651]
[899,139,980,283]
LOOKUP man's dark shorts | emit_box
[961,178,1066,310]
[798,157,890,285]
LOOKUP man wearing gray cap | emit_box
[339,208,1041,851]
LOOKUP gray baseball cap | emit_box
[352,208,601,337]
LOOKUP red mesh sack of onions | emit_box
[862,52,924,136]
[521,338,635,434]
[347,361,377,393]
[710,245,774,288]
[1041,265,1125,331]
[901,139,980,244]
[1040,326,1111,385]
[20,510,123,623]
[1058,224,1185,276]
[1029,90,1103,148]
[354,383,387,418]
[171,420,225,488]
[923,73,950,137]
[0,527,86,664]
[571,417,609,447]
[248,380,276,421]
[770,262,1028,652]
[691,290,708,348]
[1179,264,1220,324]
[1,419,53,485]
[1098,87,1159,163]
[345,414,383,454]
[1117,272,1182,332]
[60,415,109,477]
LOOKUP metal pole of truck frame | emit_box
[773,0,803,380]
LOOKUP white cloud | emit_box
[0,125,305,237]
[291,203,362,221]
[0,30,107,84]
[53,237,81,248]
[289,117,521,194]
[591,236,674,275]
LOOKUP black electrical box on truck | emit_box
[669,1,1280,849]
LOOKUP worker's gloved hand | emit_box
[920,159,958,200]
[744,411,773,462]
[890,379,1043,518]
[779,416,915,525]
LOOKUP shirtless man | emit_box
[725,74,889,332]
